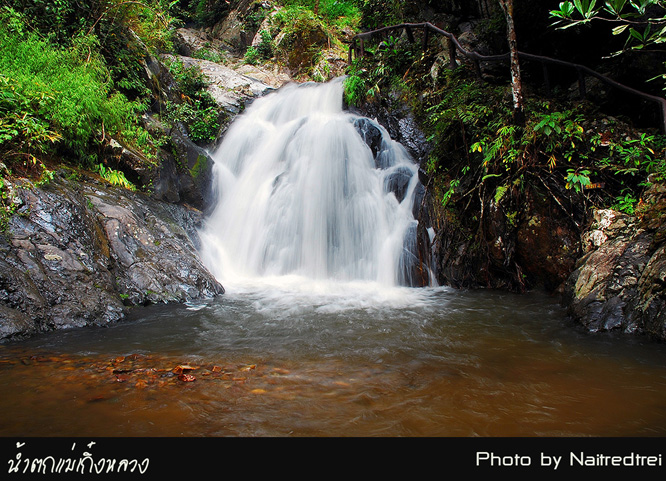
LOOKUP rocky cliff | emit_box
[0,171,223,340]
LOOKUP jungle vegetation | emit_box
[0,0,664,227]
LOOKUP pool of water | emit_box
[2,282,666,437]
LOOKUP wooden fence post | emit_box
[542,63,551,96]
[577,68,586,98]
[448,37,456,68]
[405,26,414,43]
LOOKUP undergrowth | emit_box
[346,36,666,219]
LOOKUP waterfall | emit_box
[199,77,432,291]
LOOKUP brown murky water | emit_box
[2,286,666,437]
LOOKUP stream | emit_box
[1,281,666,437]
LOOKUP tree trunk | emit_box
[498,0,525,124]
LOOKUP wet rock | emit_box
[384,166,414,203]
[0,173,223,340]
[352,117,383,160]
[352,98,432,167]
[398,221,433,287]
[564,186,666,340]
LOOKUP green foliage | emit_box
[550,0,666,87]
[95,163,136,190]
[244,46,261,65]
[357,0,403,29]
[440,178,460,207]
[2,0,180,52]
[163,58,221,144]
[194,46,224,63]
[187,0,233,27]
[612,188,639,213]
[0,75,62,165]
[244,30,274,64]
[165,57,208,98]
[344,33,418,106]
[343,73,367,106]
[0,13,152,166]
[166,101,220,143]
[593,131,666,180]
[281,0,361,28]
[565,168,592,192]
[256,30,274,59]
[417,62,666,213]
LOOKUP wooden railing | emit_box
[348,22,666,134]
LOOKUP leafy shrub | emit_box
[281,0,361,27]
[344,33,417,106]
[256,30,274,60]
[163,58,221,144]
[0,13,149,166]
[244,46,260,65]
[0,75,62,165]
[95,163,136,191]
[194,46,224,63]
[165,57,209,98]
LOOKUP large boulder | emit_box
[564,184,666,340]
[0,172,223,340]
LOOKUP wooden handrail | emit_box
[348,22,666,134]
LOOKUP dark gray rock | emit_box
[0,173,223,341]
[350,95,432,167]
[352,117,383,161]
[383,166,414,203]
[564,196,666,340]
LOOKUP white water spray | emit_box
[199,78,432,295]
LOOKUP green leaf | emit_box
[605,0,628,15]
[612,24,629,35]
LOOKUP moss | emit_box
[190,154,208,179]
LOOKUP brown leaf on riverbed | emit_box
[172,365,198,374]
[178,374,196,382]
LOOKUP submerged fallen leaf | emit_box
[178,374,196,382]
[172,365,198,375]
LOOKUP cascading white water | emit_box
[199,77,431,293]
